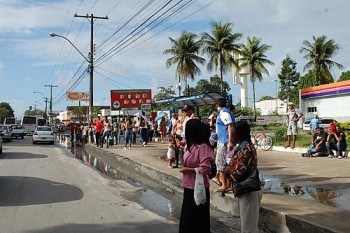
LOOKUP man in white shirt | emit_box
[181,104,196,139]
[284,102,303,149]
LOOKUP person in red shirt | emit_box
[92,117,104,147]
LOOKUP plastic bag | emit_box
[194,168,206,206]
[167,147,174,159]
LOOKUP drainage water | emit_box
[68,143,350,213]
[261,175,350,211]
[68,144,181,219]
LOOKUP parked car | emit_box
[0,124,12,141]
[303,117,337,131]
[10,124,25,139]
[32,126,55,144]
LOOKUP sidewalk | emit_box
[83,141,350,233]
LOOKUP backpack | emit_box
[139,117,146,127]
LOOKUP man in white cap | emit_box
[285,102,303,149]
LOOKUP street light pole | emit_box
[33,91,49,121]
[50,14,108,121]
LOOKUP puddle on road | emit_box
[261,176,350,211]
[65,143,350,214]
[67,144,181,220]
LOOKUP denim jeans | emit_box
[326,141,347,156]
[124,129,132,147]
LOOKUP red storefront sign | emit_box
[110,89,152,110]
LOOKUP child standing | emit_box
[167,136,175,168]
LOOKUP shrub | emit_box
[273,127,287,143]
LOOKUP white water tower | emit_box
[232,54,250,108]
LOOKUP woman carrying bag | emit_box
[224,121,263,233]
[179,119,213,233]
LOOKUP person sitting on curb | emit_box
[302,127,328,157]
[326,126,347,159]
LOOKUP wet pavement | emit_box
[62,143,271,233]
[59,137,350,232]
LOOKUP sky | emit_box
[0,0,349,119]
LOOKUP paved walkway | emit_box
[83,141,350,233]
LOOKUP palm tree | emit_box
[163,31,205,95]
[300,35,343,85]
[238,36,274,119]
[202,21,242,92]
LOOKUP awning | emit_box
[155,92,230,108]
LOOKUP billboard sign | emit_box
[67,92,89,101]
[110,89,152,110]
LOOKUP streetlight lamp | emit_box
[49,32,94,120]
[33,91,49,121]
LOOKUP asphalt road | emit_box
[0,137,179,233]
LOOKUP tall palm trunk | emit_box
[251,71,257,121]
[178,75,181,96]
[219,50,224,93]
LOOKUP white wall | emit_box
[301,95,350,122]
[255,99,287,116]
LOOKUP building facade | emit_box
[255,99,287,116]
[300,80,350,122]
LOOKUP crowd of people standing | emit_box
[66,112,169,150]
[63,101,263,233]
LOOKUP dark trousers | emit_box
[179,188,210,233]
[132,132,137,144]
[326,141,347,156]
[95,132,101,147]
[140,128,148,144]
[148,130,154,142]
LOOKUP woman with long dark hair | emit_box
[123,116,133,150]
[224,121,262,233]
[179,119,213,233]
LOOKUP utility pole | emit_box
[74,13,108,120]
[44,97,49,122]
[45,84,58,125]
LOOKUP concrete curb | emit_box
[82,144,350,233]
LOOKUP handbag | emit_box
[231,169,261,198]
[194,168,207,205]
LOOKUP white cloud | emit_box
[0,0,349,115]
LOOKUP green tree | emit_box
[259,96,274,101]
[202,21,242,92]
[235,107,257,117]
[153,86,176,110]
[194,75,230,94]
[298,70,318,89]
[338,71,350,82]
[300,35,343,85]
[238,36,274,119]
[0,102,14,117]
[71,106,88,121]
[193,75,231,116]
[163,31,205,94]
[278,56,300,105]
[0,107,11,123]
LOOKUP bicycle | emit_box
[251,131,273,151]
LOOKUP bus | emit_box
[4,117,16,125]
[37,118,47,126]
[21,116,37,135]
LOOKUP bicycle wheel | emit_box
[258,135,273,151]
